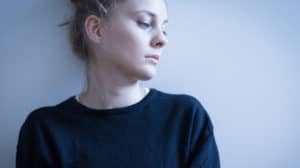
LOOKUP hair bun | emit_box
[70,0,87,10]
[70,0,82,6]
[70,0,78,3]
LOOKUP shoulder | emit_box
[153,88,206,113]
[20,96,74,130]
[22,106,54,127]
[154,88,213,127]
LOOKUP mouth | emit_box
[145,54,160,64]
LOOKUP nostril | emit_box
[157,42,161,48]
[156,41,164,48]
[151,38,166,49]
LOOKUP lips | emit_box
[145,54,160,61]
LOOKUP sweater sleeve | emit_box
[16,110,55,168]
[186,100,220,168]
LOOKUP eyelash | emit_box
[137,21,151,29]
[163,31,168,36]
[137,21,168,36]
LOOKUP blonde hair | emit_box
[60,0,124,61]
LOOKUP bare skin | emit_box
[78,0,168,110]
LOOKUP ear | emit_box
[84,15,103,44]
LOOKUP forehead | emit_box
[115,0,168,20]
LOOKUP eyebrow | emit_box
[135,10,168,24]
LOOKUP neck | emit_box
[78,63,148,110]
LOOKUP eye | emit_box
[161,24,168,36]
[137,21,151,29]
[162,30,168,36]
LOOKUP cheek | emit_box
[107,25,149,58]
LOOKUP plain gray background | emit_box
[1,0,299,167]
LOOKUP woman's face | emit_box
[94,0,168,81]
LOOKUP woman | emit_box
[16,0,220,167]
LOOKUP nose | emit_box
[151,29,168,49]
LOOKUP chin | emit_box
[136,67,157,81]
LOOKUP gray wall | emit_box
[1,0,299,167]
